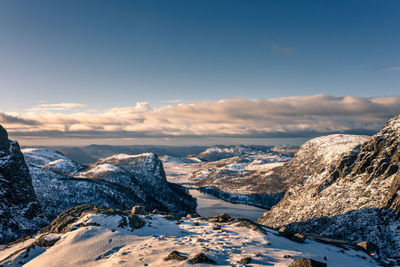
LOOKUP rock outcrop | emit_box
[0,125,42,243]
[258,115,400,259]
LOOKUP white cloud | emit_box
[2,95,400,139]
[28,103,88,111]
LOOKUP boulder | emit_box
[240,257,252,264]
[288,258,327,267]
[131,205,146,215]
[189,253,216,264]
[164,250,187,261]
[357,241,379,255]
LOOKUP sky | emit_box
[0,0,399,146]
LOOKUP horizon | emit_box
[1,1,399,146]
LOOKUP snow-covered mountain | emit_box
[258,115,400,260]
[22,148,196,225]
[196,145,272,162]
[0,125,43,243]
[0,205,380,267]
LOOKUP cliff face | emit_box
[0,125,42,243]
[258,115,400,258]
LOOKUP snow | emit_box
[0,213,379,267]
[296,134,370,166]
[77,164,121,176]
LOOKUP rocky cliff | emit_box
[258,116,400,259]
[0,125,42,243]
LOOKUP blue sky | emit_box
[0,1,399,145]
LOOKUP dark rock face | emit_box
[0,125,42,243]
[258,115,400,258]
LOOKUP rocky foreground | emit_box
[0,205,379,267]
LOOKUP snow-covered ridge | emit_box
[0,208,379,267]
[22,148,84,174]
[196,145,270,161]
[294,134,371,167]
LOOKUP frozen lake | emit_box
[189,189,266,221]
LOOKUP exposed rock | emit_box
[41,204,144,234]
[214,213,231,223]
[0,125,43,243]
[34,234,61,247]
[240,256,252,264]
[278,226,294,238]
[131,205,146,215]
[189,253,216,264]
[164,250,187,261]
[291,233,306,243]
[357,241,379,255]
[288,258,327,267]
[233,218,266,234]
[258,115,400,258]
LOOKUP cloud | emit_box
[28,103,88,111]
[0,112,39,126]
[270,43,296,54]
[383,67,400,71]
[2,95,400,140]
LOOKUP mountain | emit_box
[22,148,196,224]
[0,125,43,243]
[0,205,380,267]
[41,145,209,164]
[196,145,272,162]
[193,152,292,208]
[258,116,400,260]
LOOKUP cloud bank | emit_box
[2,95,400,140]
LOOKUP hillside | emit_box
[258,115,400,260]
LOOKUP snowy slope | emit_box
[259,117,400,259]
[0,207,379,267]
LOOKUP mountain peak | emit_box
[0,124,9,148]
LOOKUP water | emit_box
[189,189,266,221]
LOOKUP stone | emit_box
[357,241,379,255]
[288,258,327,267]
[164,250,187,261]
[189,253,216,264]
[131,205,146,215]
[290,233,306,243]
[34,235,61,247]
[278,226,294,238]
[215,213,231,223]
[240,257,252,264]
